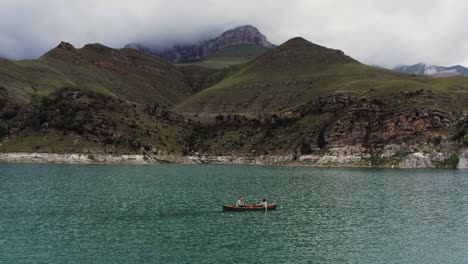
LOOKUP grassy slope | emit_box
[174,38,468,113]
[174,45,271,95]
[176,44,271,69]
[0,43,192,106]
[178,65,240,93]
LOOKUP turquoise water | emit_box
[0,164,467,264]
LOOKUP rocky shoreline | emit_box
[0,152,191,165]
[0,149,467,169]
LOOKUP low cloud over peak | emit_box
[1,0,468,67]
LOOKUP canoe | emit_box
[223,203,277,212]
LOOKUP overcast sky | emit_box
[1,0,468,67]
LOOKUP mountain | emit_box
[176,38,468,114]
[173,37,467,168]
[125,25,274,63]
[0,41,192,106]
[393,63,468,77]
[0,37,467,168]
[174,37,382,113]
[0,41,195,154]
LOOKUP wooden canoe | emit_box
[223,203,277,212]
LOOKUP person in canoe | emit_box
[236,196,245,207]
[258,198,267,208]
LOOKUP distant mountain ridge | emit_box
[125,25,274,62]
[393,63,468,77]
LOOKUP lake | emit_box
[0,163,467,263]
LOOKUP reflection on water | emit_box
[0,163,467,263]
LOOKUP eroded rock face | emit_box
[378,110,453,141]
[325,98,388,147]
[281,94,358,119]
[323,99,455,148]
[182,93,465,168]
[281,94,464,168]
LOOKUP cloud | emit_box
[1,0,468,67]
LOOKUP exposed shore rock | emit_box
[458,148,468,169]
[399,151,453,168]
[188,154,294,165]
[299,146,368,165]
[1,149,466,168]
[399,152,434,168]
[0,152,193,164]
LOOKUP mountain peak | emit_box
[227,25,258,32]
[270,37,357,65]
[282,37,311,47]
[41,41,81,62]
[214,25,273,49]
[83,43,113,53]
[225,25,263,35]
[126,25,274,62]
[84,43,108,48]
[56,41,76,51]
[232,25,258,30]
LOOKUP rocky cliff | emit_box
[125,25,274,62]
[182,92,467,169]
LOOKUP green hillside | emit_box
[176,44,271,69]
[0,42,192,106]
[0,42,195,154]
[174,37,468,113]
[178,65,240,93]
[200,44,271,68]
[0,37,466,166]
